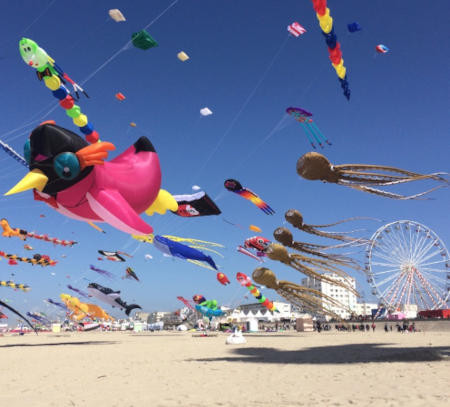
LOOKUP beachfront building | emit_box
[148,311,172,323]
[231,301,308,322]
[354,302,378,317]
[302,274,358,319]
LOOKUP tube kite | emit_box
[310,0,350,99]
[0,280,31,292]
[90,264,116,279]
[19,38,98,143]
[236,272,278,312]
[0,251,56,266]
[224,179,275,215]
[1,218,77,246]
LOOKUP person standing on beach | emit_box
[384,323,388,332]
[371,323,376,332]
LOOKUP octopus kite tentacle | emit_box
[285,209,366,243]
[273,227,361,270]
[296,152,448,199]
[265,243,358,295]
[252,267,351,320]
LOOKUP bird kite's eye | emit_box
[53,152,80,180]
[23,140,31,164]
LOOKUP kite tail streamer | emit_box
[300,122,317,149]
[310,121,331,146]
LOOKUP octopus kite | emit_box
[286,107,331,149]
[296,152,449,199]
[273,227,361,270]
[285,209,370,243]
[265,243,358,293]
[224,179,275,215]
[252,267,351,319]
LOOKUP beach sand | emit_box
[0,330,448,407]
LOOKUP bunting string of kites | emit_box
[19,38,99,144]
[311,0,350,100]
[0,251,57,266]
[1,219,77,246]
[236,272,278,312]
[0,280,31,292]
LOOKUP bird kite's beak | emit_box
[4,169,48,195]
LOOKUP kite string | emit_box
[192,35,290,183]
[80,0,180,86]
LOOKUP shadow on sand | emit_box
[0,341,117,348]
[189,343,450,364]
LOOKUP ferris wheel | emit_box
[365,220,450,311]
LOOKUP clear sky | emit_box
[0,0,448,321]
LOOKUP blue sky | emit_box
[0,0,448,320]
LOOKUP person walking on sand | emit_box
[384,323,388,332]
[371,322,376,332]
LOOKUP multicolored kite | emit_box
[236,272,278,312]
[224,179,274,215]
[310,0,350,99]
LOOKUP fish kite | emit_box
[224,179,275,215]
[87,283,141,316]
[1,218,77,246]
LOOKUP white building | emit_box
[354,302,378,317]
[148,311,171,323]
[302,274,357,319]
[231,301,309,322]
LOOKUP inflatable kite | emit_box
[5,122,178,236]
[0,311,7,319]
[124,267,139,282]
[296,152,449,199]
[27,312,50,324]
[310,0,350,99]
[172,191,221,217]
[253,267,350,319]
[1,218,77,246]
[238,236,271,262]
[90,265,115,279]
[132,30,158,50]
[286,107,331,149]
[19,38,98,142]
[115,92,126,101]
[236,272,278,312]
[87,283,141,316]
[0,299,36,333]
[177,51,189,61]
[224,179,274,215]
[273,226,361,270]
[153,235,218,270]
[60,294,113,321]
[216,272,230,286]
[193,296,225,318]
[0,251,56,266]
[200,107,213,116]
[23,244,33,251]
[265,243,358,293]
[249,225,262,233]
[0,280,30,292]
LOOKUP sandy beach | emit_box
[0,330,448,407]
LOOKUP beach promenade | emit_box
[0,330,448,406]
